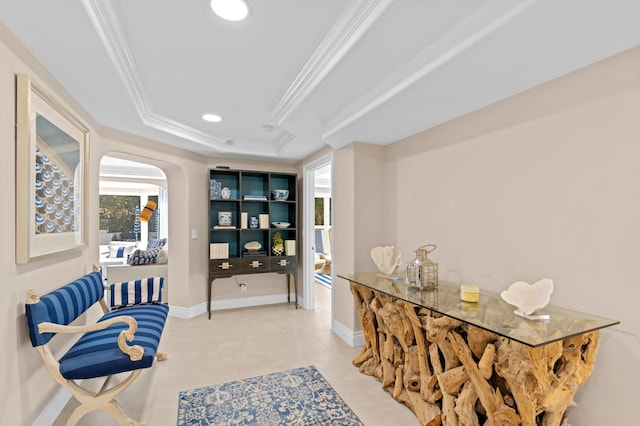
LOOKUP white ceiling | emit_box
[2,0,639,163]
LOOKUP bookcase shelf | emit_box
[207,168,298,318]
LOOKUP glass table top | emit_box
[339,272,619,348]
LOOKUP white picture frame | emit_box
[15,74,89,263]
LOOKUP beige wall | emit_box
[332,146,358,329]
[0,25,103,425]
[331,143,386,330]
[326,45,639,425]
[380,46,640,424]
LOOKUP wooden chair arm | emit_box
[38,316,144,361]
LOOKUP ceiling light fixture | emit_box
[208,0,250,22]
[202,113,222,123]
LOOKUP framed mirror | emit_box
[15,74,89,263]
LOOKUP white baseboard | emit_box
[169,302,207,319]
[168,292,297,319]
[332,319,364,347]
[32,386,72,426]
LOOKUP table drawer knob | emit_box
[278,259,289,266]
[219,262,233,270]
[251,260,263,268]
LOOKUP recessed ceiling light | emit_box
[202,113,222,123]
[208,0,249,22]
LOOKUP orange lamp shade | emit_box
[138,200,157,222]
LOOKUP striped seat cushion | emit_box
[58,303,169,380]
[109,277,164,308]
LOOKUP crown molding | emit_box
[274,131,296,153]
[271,0,392,126]
[82,0,247,154]
[321,0,538,143]
[82,0,150,114]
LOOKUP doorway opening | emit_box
[313,165,332,288]
[98,155,169,294]
[303,153,333,317]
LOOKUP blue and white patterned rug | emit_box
[177,365,363,425]
[315,273,332,288]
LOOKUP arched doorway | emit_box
[98,155,169,297]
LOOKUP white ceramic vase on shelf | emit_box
[221,187,231,199]
[218,211,232,226]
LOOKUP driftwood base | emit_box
[350,283,600,426]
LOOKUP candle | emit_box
[460,284,480,303]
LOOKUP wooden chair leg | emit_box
[64,370,144,425]
[67,400,145,426]
[156,352,167,361]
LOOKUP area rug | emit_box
[177,365,364,425]
[314,273,332,288]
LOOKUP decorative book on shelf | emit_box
[258,214,269,229]
[210,243,229,259]
[285,240,296,256]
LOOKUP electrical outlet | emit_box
[239,283,247,291]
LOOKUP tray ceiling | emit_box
[2,0,639,162]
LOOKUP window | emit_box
[100,195,139,241]
[315,196,331,228]
[315,197,324,226]
[146,195,159,239]
[99,194,159,242]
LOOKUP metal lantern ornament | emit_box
[406,250,423,287]
[406,244,438,289]
[419,244,438,288]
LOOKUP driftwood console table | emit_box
[340,272,619,426]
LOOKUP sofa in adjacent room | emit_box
[103,238,169,302]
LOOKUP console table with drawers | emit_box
[208,168,298,318]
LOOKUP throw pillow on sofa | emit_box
[127,247,162,265]
[108,243,137,259]
[147,238,167,250]
[155,244,169,264]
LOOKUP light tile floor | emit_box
[54,284,420,425]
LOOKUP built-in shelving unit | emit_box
[207,168,298,318]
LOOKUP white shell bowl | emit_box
[500,279,554,315]
[272,222,290,229]
[244,241,262,251]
